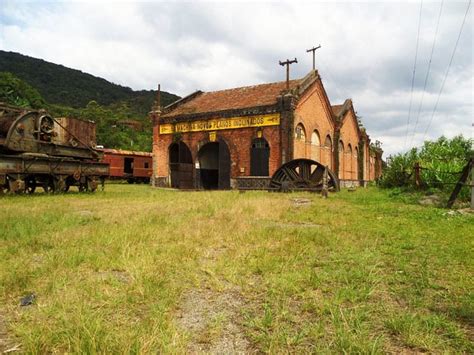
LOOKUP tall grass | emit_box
[0,185,472,353]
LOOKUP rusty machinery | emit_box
[0,103,109,194]
[269,158,339,192]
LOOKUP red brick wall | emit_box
[339,109,361,180]
[153,118,282,184]
[293,80,335,169]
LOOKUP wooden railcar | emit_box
[100,149,152,184]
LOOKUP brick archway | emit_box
[169,141,194,189]
[197,139,231,189]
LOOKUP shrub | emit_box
[380,136,473,200]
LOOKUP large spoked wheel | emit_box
[53,178,69,193]
[78,183,87,192]
[269,159,339,192]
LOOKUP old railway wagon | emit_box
[0,103,108,194]
[100,148,152,183]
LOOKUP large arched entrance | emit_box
[198,140,230,189]
[169,141,194,189]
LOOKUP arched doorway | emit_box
[198,140,230,189]
[250,138,270,176]
[169,141,194,189]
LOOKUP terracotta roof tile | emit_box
[162,79,301,118]
[100,148,152,157]
[331,104,344,117]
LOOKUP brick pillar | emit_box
[149,109,161,186]
[333,128,341,177]
[279,94,296,164]
[358,139,365,182]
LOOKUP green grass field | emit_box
[0,185,473,353]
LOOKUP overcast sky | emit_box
[1,0,472,156]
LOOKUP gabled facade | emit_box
[150,70,382,189]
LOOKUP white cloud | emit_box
[0,0,472,156]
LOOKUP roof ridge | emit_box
[200,78,301,95]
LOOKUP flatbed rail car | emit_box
[0,103,109,194]
[100,148,152,184]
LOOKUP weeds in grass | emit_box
[0,186,472,352]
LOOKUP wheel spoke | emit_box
[298,161,311,181]
[285,166,300,181]
[310,165,325,183]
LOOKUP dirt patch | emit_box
[200,246,228,262]
[176,287,250,353]
[0,311,20,353]
[291,198,312,207]
[272,221,321,228]
[96,270,132,284]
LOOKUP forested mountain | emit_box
[0,50,179,116]
[0,51,181,151]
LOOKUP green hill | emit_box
[0,50,179,116]
[0,51,181,151]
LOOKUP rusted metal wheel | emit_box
[0,184,8,194]
[269,159,339,192]
[8,178,25,194]
[87,179,98,192]
[25,176,36,194]
[42,178,55,193]
[78,182,88,192]
[53,178,68,193]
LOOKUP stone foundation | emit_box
[234,176,272,190]
[152,176,169,188]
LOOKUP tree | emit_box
[0,72,45,108]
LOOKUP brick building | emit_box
[150,70,382,189]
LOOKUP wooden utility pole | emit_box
[279,58,298,90]
[447,158,473,209]
[471,164,473,210]
[306,45,321,70]
[414,162,422,188]
[321,166,328,198]
[156,84,161,111]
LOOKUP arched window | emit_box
[294,123,307,159]
[311,131,320,146]
[250,137,270,176]
[311,130,321,162]
[325,135,332,149]
[324,135,333,169]
[295,123,306,141]
[338,140,344,179]
[346,144,353,180]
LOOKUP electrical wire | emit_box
[404,0,424,150]
[409,0,444,147]
[422,0,472,140]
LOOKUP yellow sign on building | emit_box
[159,113,280,134]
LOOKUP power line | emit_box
[404,0,424,150]
[409,0,444,147]
[423,0,472,140]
